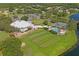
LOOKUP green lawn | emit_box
[20,29,77,56]
[0,31,9,55]
[0,31,9,42]
[0,29,77,56]
[32,19,45,25]
[0,31,9,47]
[32,19,52,26]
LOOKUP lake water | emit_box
[64,28,79,56]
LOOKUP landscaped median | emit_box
[20,29,77,56]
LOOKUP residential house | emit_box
[10,20,34,32]
[49,22,67,35]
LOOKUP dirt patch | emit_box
[9,30,35,38]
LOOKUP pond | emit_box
[64,27,79,56]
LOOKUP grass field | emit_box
[0,31,10,55]
[20,29,77,56]
[0,29,77,56]
[32,19,45,25]
[32,19,52,26]
[0,31,9,42]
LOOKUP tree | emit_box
[1,37,23,56]
[0,15,12,32]
[9,7,15,12]
[68,20,77,30]
[21,16,28,21]
[43,20,48,25]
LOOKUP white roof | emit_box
[10,20,34,28]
